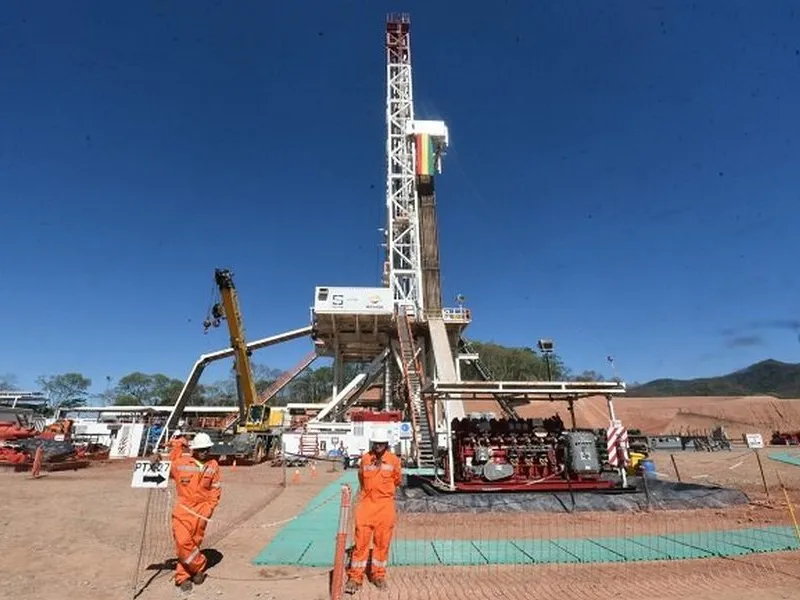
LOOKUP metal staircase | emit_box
[397,306,435,467]
[458,337,521,419]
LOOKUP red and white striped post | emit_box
[330,484,353,600]
[605,395,629,488]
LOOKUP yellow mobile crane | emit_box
[202,268,284,463]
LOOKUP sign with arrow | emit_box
[131,460,171,489]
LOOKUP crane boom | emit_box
[213,268,259,424]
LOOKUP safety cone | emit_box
[232,459,237,472]
[310,461,318,479]
[292,468,301,484]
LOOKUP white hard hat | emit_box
[172,429,183,437]
[190,432,214,450]
[370,427,389,444]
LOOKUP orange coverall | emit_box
[347,450,402,583]
[167,437,189,462]
[169,454,221,585]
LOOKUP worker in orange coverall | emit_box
[345,428,402,594]
[153,431,221,592]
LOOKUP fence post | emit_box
[670,454,682,482]
[130,489,154,600]
[330,484,353,600]
[754,449,770,498]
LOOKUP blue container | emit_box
[640,459,657,478]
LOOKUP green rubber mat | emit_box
[253,469,800,567]
[768,451,800,467]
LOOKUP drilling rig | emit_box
[158,15,630,489]
[307,14,629,493]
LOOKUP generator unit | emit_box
[442,416,614,492]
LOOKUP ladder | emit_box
[299,432,319,457]
[397,306,435,467]
[221,412,239,432]
[258,350,317,404]
[458,337,521,419]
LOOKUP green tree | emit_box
[289,366,334,403]
[112,372,207,406]
[461,342,567,381]
[114,372,154,405]
[253,363,281,396]
[204,379,237,405]
[0,373,17,390]
[37,372,92,410]
[572,370,606,382]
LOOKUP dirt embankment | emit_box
[464,394,800,439]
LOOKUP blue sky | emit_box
[2,1,800,393]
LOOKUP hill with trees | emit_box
[13,348,795,412]
[629,359,800,399]
[0,340,577,414]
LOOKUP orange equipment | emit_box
[346,429,402,589]
[169,433,221,587]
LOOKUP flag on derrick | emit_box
[415,134,436,176]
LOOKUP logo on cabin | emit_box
[368,295,380,305]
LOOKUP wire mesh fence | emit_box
[130,459,287,599]
[327,449,800,600]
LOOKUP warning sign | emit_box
[744,433,764,449]
[131,460,171,489]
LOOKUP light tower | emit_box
[384,14,423,317]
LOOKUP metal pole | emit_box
[445,395,456,491]
[332,342,341,401]
[567,399,576,430]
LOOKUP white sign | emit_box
[745,433,764,449]
[314,287,393,315]
[111,423,146,459]
[398,422,412,440]
[131,460,171,489]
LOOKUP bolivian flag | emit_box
[415,134,436,176]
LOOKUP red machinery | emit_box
[440,415,615,493]
[0,418,94,468]
[350,410,403,423]
[771,431,800,445]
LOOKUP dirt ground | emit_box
[3,451,800,600]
